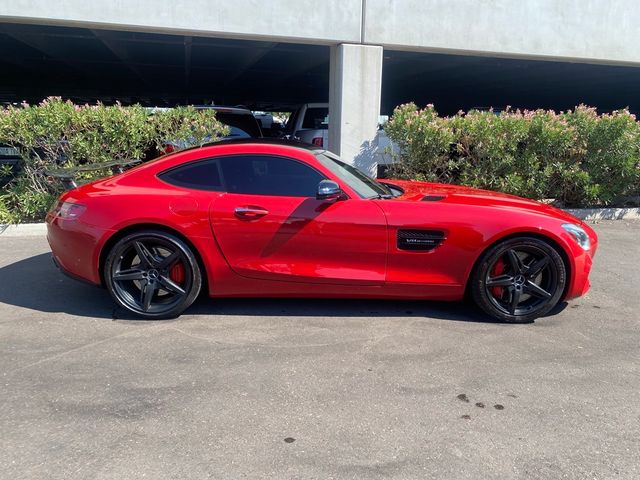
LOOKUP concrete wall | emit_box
[0,0,363,44]
[364,0,640,65]
[2,0,640,65]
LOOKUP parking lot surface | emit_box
[1,221,639,479]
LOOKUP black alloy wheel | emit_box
[104,230,202,319]
[471,237,566,323]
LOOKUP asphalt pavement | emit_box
[1,221,639,479]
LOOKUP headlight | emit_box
[562,223,590,251]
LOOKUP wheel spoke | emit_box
[526,256,549,278]
[525,280,552,299]
[113,268,145,282]
[486,274,514,287]
[506,249,524,274]
[157,251,180,270]
[134,241,157,268]
[509,287,522,315]
[159,275,186,295]
[140,280,157,312]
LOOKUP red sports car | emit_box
[46,139,597,323]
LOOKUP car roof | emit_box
[146,105,255,115]
[194,105,254,115]
[303,103,329,108]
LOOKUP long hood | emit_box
[383,179,581,224]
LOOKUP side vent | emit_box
[421,195,446,202]
[397,229,445,251]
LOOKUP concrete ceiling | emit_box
[0,23,330,109]
[2,22,640,115]
[382,50,640,115]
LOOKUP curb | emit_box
[565,207,640,221]
[1,207,639,237]
[0,223,47,237]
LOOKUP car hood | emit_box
[382,179,583,224]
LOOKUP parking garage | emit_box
[2,0,640,171]
[3,22,640,115]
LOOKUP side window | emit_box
[219,155,324,197]
[158,159,222,191]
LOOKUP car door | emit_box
[209,154,387,285]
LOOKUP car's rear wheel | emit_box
[104,230,202,319]
[470,237,566,323]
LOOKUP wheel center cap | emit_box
[148,269,159,280]
[514,274,526,286]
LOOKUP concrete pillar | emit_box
[328,43,383,174]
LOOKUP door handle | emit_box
[234,206,269,219]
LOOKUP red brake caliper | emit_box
[169,263,185,284]
[490,258,505,298]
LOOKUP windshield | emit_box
[315,151,392,199]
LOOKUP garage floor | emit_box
[1,221,639,479]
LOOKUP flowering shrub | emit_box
[0,97,228,223]
[385,103,640,207]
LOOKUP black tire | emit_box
[470,237,566,323]
[104,230,202,319]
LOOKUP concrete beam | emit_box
[328,44,383,173]
[364,0,640,66]
[3,0,640,67]
[0,0,362,45]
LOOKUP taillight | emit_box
[57,202,86,220]
[162,143,176,155]
[311,137,323,147]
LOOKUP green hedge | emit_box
[0,97,228,223]
[384,103,640,207]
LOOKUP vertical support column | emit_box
[328,43,383,173]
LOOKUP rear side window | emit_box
[215,112,262,138]
[159,159,222,191]
[302,107,329,130]
[219,155,323,197]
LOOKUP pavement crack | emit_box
[167,325,378,348]
[4,323,170,376]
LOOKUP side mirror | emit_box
[316,180,342,202]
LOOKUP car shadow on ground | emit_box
[0,253,565,323]
[0,253,117,319]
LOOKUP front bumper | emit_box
[564,224,598,300]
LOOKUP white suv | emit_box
[286,103,397,177]
[285,103,329,147]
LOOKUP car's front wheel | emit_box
[104,230,202,319]
[470,237,567,323]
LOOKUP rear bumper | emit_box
[51,254,101,287]
[46,215,108,286]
